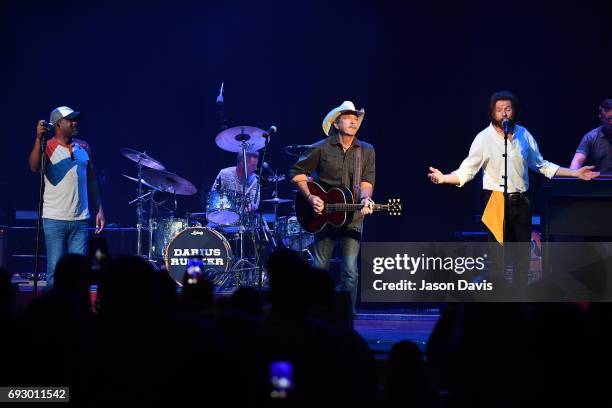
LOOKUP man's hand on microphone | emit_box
[36,120,49,141]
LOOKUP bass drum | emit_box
[165,227,233,285]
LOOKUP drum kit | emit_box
[121,126,314,290]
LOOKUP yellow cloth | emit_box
[481,191,505,244]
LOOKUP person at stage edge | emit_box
[570,98,612,174]
[29,106,105,288]
[289,101,376,311]
[428,91,599,290]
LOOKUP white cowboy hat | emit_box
[322,101,365,136]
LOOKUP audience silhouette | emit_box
[1,248,610,407]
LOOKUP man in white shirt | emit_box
[29,106,105,288]
[428,91,598,290]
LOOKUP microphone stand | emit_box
[256,133,272,288]
[33,134,48,296]
[501,122,509,286]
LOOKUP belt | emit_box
[482,190,528,202]
[507,192,527,201]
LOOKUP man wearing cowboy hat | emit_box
[289,101,376,311]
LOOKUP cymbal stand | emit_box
[129,187,173,262]
[228,139,257,287]
[135,160,145,257]
[129,186,154,256]
[147,190,156,260]
[267,175,284,248]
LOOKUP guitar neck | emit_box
[325,203,389,212]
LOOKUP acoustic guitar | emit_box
[295,180,402,234]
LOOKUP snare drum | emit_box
[165,227,233,285]
[150,217,190,260]
[275,216,315,251]
[206,190,243,225]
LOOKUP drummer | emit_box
[210,150,260,212]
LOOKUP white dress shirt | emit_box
[452,123,560,193]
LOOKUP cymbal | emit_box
[215,126,266,153]
[186,212,207,218]
[121,173,157,189]
[262,197,293,204]
[120,148,166,170]
[141,168,197,196]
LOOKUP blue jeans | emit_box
[43,218,89,288]
[312,230,361,311]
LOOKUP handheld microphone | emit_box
[502,118,511,135]
[263,125,277,138]
[41,121,54,133]
[38,121,53,143]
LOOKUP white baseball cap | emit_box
[49,106,81,125]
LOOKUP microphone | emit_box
[285,144,311,149]
[284,144,312,156]
[216,82,228,130]
[38,121,54,143]
[263,125,277,138]
[216,82,224,104]
[42,121,54,132]
[262,161,277,174]
[502,118,511,135]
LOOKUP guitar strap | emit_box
[353,145,362,204]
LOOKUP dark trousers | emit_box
[483,190,531,289]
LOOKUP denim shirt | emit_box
[289,133,376,232]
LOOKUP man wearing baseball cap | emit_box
[289,101,376,312]
[29,106,105,288]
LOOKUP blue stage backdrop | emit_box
[1,0,610,242]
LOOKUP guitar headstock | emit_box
[387,198,402,216]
